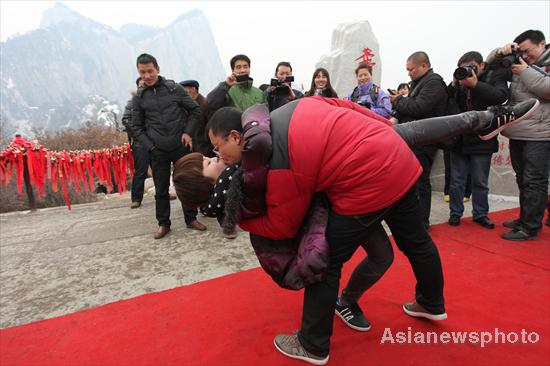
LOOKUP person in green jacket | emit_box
[206,54,266,118]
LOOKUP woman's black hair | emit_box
[305,68,338,98]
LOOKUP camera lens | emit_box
[453,67,469,80]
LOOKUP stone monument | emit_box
[316,21,382,98]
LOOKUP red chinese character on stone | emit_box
[354,48,376,67]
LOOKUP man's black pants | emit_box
[413,144,438,229]
[509,139,550,234]
[298,187,445,357]
[130,142,150,203]
[150,145,197,227]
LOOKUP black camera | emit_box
[357,100,372,109]
[453,64,478,80]
[270,76,294,87]
[501,49,523,68]
[235,74,250,83]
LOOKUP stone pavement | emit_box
[0,190,519,329]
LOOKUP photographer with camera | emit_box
[265,61,303,112]
[207,54,266,115]
[446,51,510,229]
[486,30,550,241]
[346,63,392,118]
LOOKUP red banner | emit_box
[0,136,134,209]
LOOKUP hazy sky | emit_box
[1,0,549,92]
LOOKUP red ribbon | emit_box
[0,137,134,209]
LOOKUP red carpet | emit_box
[1,208,549,366]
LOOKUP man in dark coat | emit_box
[390,51,448,230]
[121,77,149,209]
[447,51,510,228]
[179,80,213,157]
[264,61,303,112]
[130,53,206,239]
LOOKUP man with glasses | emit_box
[487,30,550,241]
[130,53,207,239]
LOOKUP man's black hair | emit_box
[207,107,243,136]
[135,77,141,86]
[230,54,251,70]
[408,51,431,67]
[275,61,292,75]
[457,51,483,66]
[514,30,546,45]
[136,53,158,68]
[136,53,159,69]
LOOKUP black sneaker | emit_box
[473,216,495,229]
[448,215,461,226]
[501,229,538,241]
[335,298,371,331]
[479,98,540,140]
[503,219,521,229]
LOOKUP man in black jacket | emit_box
[121,77,149,209]
[265,61,304,111]
[390,51,448,230]
[130,53,206,239]
[447,51,510,228]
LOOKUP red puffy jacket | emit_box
[240,97,422,240]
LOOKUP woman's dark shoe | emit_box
[335,297,372,331]
[479,99,540,140]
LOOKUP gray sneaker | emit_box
[503,219,521,229]
[274,333,329,365]
[479,98,540,140]
[501,229,538,241]
[403,301,447,321]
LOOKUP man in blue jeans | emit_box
[446,51,510,228]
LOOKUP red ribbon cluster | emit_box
[0,136,134,209]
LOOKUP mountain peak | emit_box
[40,3,81,28]
[40,2,110,31]
[172,8,204,24]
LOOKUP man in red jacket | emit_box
[181,96,538,365]
[209,97,444,365]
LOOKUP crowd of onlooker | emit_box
[122,28,549,242]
